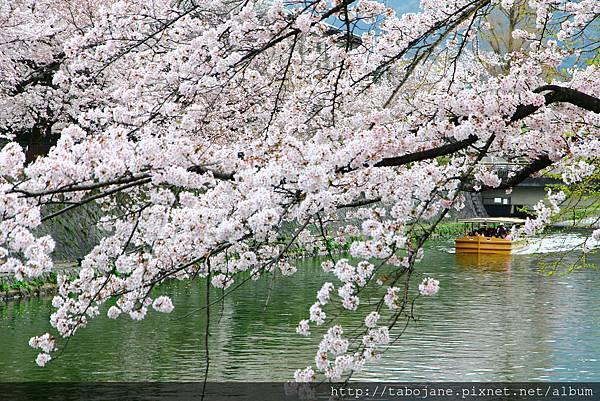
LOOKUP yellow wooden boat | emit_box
[455,217,526,255]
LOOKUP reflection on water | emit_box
[0,238,599,382]
[455,253,512,272]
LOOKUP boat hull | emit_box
[455,236,513,255]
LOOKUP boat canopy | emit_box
[457,217,527,225]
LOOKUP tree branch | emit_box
[374,135,478,168]
[511,85,600,122]
[370,85,599,169]
[187,165,235,181]
[495,155,554,189]
[461,154,554,192]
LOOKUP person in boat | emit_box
[467,225,506,239]
[497,224,507,239]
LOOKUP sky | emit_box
[324,0,421,34]
[384,0,421,15]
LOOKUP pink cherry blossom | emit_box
[419,277,440,296]
[152,296,175,313]
[35,353,51,367]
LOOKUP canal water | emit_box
[0,235,599,381]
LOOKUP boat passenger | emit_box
[497,224,507,239]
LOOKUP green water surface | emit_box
[1,238,599,381]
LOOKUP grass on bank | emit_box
[0,272,59,298]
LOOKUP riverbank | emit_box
[0,275,58,302]
[0,226,457,303]
[431,222,466,238]
[0,239,349,303]
[0,263,78,302]
[1,219,587,303]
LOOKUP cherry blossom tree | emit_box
[1,0,599,380]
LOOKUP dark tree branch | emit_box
[373,135,479,169]
[236,0,356,65]
[189,86,598,192]
[336,85,598,202]
[41,177,152,222]
[459,85,600,191]
[495,155,554,189]
[188,165,235,181]
[11,53,65,95]
[461,154,554,192]
[337,196,381,209]
[367,85,599,170]
[13,174,151,197]
[511,85,600,121]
